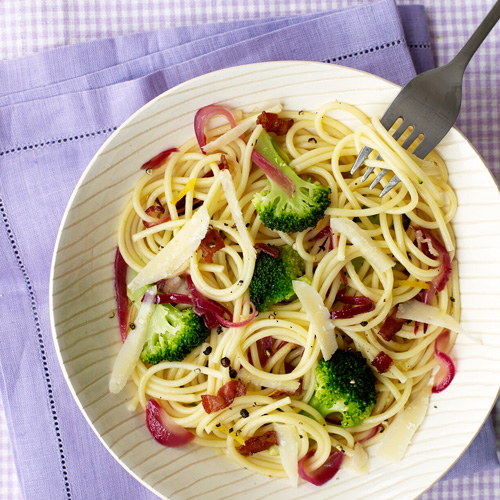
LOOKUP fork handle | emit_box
[452,0,500,71]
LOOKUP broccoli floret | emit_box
[141,304,209,364]
[249,245,306,312]
[308,349,377,427]
[252,130,331,233]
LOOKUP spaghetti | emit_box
[111,101,460,483]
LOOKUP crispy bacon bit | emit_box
[371,351,393,373]
[201,380,247,414]
[254,243,280,258]
[256,112,294,136]
[270,379,303,398]
[238,430,279,456]
[141,148,178,170]
[378,311,406,341]
[298,449,344,486]
[200,228,225,263]
[219,154,229,170]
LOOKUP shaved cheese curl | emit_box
[293,280,337,360]
[396,300,464,334]
[330,217,395,274]
[128,206,210,290]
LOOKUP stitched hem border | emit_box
[321,38,405,64]
[0,126,117,158]
[0,194,73,500]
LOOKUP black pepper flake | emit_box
[360,321,368,327]
[450,297,455,302]
[229,427,234,434]
[308,137,317,143]
[203,346,213,355]
[276,408,284,412]
[109,311,115,318]
[240,409,250,418]
[129,322,136,330]
[229,369,237,378]
[221,357,231,367]
[215,423,221,427]
[298,110,304,115]
[217,326,223,334]
[246,223,250,227]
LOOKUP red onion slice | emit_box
[194,104,236,153]
[251,150,295,197]
[113,247,129,343]
[330,301,374,320]
[146,399,194,447]
[310,226,334,251]
[298,449,344,486]
[256,336,273,367]
[432,330,456,393]
[355,425,381,443]
[413,226,452,305]
[141,148,178,170]
[150,276,256,329]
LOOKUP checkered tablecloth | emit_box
[1,1,499,499]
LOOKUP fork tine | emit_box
[379,175,401,197]
[400,128,422,151]
[350,146,373,174]
[360,167,375,182]
[369,169,389,189]
[412,137,434,159]
[359,154,383,182]
[390,119,411,142]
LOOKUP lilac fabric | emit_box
[0,1,496,499]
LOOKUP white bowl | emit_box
[50,61,500,500]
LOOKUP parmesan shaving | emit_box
[202,118,254,154]
[396,299,464,334]
[344,443,369,475]
[330,218,395,274]
[292,280,337,360]
[128,205,210,290]
[238,368,300,393]
[274,423,299,487]
[377,389,430,462]
[219,170,255,256]
[109,286,157,394]
[202,104,283,154]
